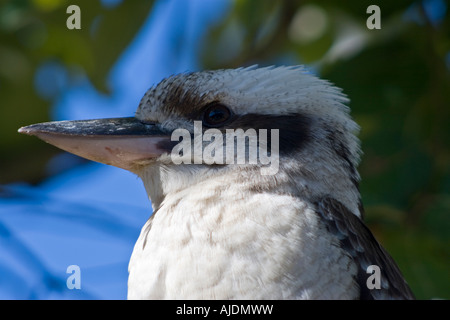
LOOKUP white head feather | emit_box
[135,65,362,216]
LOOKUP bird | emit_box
[19,65,414,299]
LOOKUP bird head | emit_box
[19,65,362,215]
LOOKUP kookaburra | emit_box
[19,65,414,299]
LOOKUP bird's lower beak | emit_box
[18,117,172,172]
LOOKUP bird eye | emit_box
[202,103,232,127]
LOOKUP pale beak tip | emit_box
[18,124,43,136]
[18,126,31,135]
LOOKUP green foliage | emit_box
[0,0,153,182]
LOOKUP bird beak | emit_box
[18,117,172,172]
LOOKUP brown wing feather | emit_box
[315,197,415,300]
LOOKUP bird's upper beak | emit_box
[18,117,172,172]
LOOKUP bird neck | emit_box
[138,155,362,218]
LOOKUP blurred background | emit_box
[0,0,448,299]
